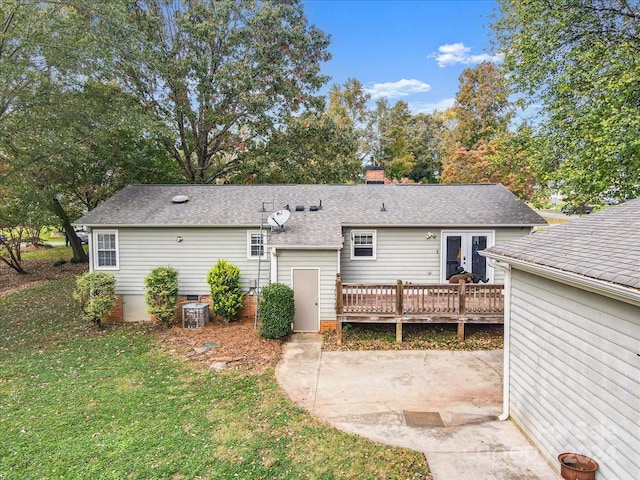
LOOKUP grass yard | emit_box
[0,278,428,480]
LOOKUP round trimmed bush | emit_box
[73,271,116,327]
[259,283,294,339]
[144,266,179,327]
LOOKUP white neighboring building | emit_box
[483,198,640,480]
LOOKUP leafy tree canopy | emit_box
[87,0,331,184]
[493,0,640,202]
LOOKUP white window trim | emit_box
[350,229,377,260]
[93,229,119,271]
[247,231,267,259]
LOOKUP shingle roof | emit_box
[75,183,546,248]
[483,198,640,291]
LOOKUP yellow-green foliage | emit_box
[144,267,179,326]
[73,272,116,326]
[206,260,243,323]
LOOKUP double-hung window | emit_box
[351,230,376,259]
[247,231,267,259]
[94,230,118,270]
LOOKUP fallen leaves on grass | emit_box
[323,323,503,351]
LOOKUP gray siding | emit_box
[102,227,264,295]
[340,228,440,283]
[509,269,640,480]
[276,249,339,322]
[340,227,529,284]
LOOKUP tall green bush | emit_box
[144,266,179,327]
[73,271,116,327]
[259,283,294,339]
[207,260,243,323]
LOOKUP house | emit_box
[481,198,640,480]
[74,180,545,331]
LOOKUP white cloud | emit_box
[430,42,504,68]
[410,98,455,114]
[365,79,431,99]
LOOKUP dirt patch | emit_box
[155,319,284,374]
[0,257,88,297]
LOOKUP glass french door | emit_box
[442,232,494,282]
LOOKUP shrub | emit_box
[144,266,179,327]
[259,283,294,339]
[73,271,117,327]
[207,260,244,323]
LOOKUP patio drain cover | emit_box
[404,411,445,428]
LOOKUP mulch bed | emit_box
[0,257,88,297]
[154,319,284,374]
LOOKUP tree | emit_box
[370,99,415,179]
[493,0,640,202]
[3,81,178,262]
[441,62,521,190]
[90,0,331,184]
[238,111,361,184]
[0,1,50,125]
[449,62,513,150]
[327,78,376,164]
[406,112,447,183]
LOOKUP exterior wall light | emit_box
[425,232,436,240]
[176,236,183,242]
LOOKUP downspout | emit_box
[270,247,278,284]
[488,257,511,421]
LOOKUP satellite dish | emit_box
[267,209,291,229]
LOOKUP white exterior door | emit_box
[292,268,319,332]
[442,231,494,282]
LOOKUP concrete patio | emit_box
[275,333,559,480]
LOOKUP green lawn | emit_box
[0,279,428,480]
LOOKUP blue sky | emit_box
[303,0,501,114]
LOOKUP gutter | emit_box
[486,257,511,421]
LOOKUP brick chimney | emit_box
[364,166,385,184]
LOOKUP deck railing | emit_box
[336,274,504,318]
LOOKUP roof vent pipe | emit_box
[380,202,387,212]
[318,200,323,210]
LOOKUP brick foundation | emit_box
[102,295,124,324]
[320,319,337,332]
[104,293,258,326]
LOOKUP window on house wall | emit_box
[247,231,267,259]
[94,230,118,270]
[351,230,376,259]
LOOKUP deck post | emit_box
[457,321,465,342]
[336,273,343,315]
[336,274,343,345]
[396,279,403,315]
[458,280,466,342]
[458,279,466,316]
[396,321,403,343]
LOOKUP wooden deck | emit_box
[335,274,504,343]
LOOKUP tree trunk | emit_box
[0,246,27,274]
[49,196,88,263]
